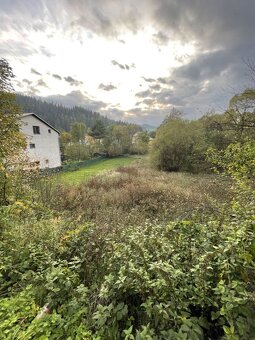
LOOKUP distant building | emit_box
[20,113,61,169]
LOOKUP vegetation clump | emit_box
[0,59,255,339]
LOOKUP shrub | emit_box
[90,203,255,339]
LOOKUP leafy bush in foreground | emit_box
[92,210,255,339]
[0,141,254,339]
[0,189,254,339]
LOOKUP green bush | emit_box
[150,118,209,173]
[89,205,255,339]
[0,140,254,338]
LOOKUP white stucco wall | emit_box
[20,114,61,169]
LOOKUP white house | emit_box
[20,113,61,169]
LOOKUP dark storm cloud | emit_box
[31,68,42,76]
[98,83,117,91]
[52,74,62,80]
[64,76,83,86]
[153,0,255,48]
[1,1,255,54]
[68,0,143,37]
[172,49,232,81]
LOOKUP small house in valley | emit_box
[20,113,61,169]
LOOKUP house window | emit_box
[29,143,35,149]
[33,126,40,134]
[48,129,51,133]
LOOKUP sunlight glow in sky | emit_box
[10,27,196,109]
[1,0,254,125]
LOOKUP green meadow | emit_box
[58,156,137,185]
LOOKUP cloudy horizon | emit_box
[1,0,255,126]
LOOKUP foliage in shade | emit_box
[0,58,26,205]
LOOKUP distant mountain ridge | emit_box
[16,94,126,132]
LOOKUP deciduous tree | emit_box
[0,58,25,204]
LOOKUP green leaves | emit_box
[0,133,255,338]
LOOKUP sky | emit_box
[1,0,255,126]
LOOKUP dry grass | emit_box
[50,164,231,228]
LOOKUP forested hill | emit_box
[16,94,125,131]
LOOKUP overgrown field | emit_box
[39,162,231,227]
[1,161,255,339]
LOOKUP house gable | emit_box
[20,113,61,169]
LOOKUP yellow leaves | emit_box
[60,224,89,245]
[4,200,30,216]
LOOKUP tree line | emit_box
[150,89,255,173]
[16,94,129,131]
[60,120,150,161]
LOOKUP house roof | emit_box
[21,113,60,134]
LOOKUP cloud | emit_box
[111,60,135,70]
[64,76,83,86]
[157,77,168,85]
[171,49,231,81]
[135,89,152,98]
[68,0,142,38]
[31,68,42,75]
[149,84,161,92]
[45,90,107,112]
[98,83,117,91]
[52,74,62,80]
[39,45,55,57]
[152,31,169,46]
[1,0,255,125]
[122,107,170,126]
[14,80,24,88]
[0,40,37,57]
[23,86,40,96]
[111,60,125,70]
[36,79,48,87]
[23,79,32,85]
[142,77,156,83]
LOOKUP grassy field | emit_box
[58,156,137,185]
